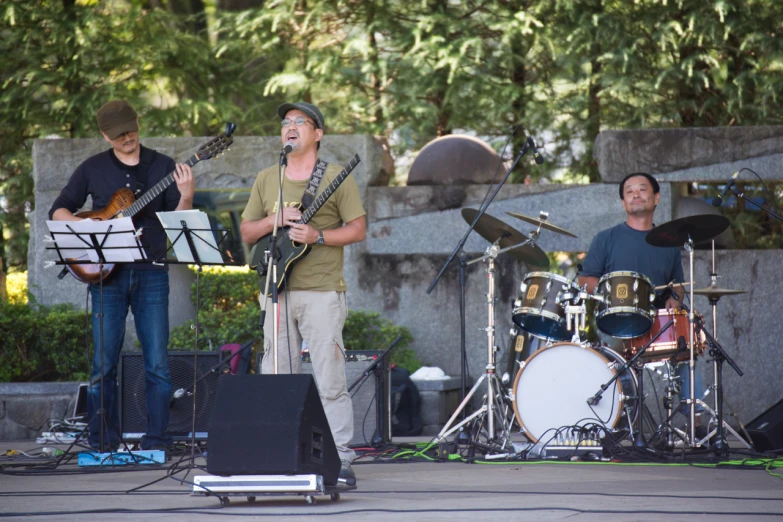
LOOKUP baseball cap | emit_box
[96,100,139,140]
[277,101,324,130]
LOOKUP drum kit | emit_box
[435,208,750,457]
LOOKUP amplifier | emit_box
[120,351,228,441]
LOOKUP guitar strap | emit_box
[133,146,157,195]
[300,158,329,210]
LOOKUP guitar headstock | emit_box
[196,122,236,161]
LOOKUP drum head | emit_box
[596,311,653,338]
[512,343,626,443]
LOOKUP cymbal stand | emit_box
[434,240,515,455]
[694,241,751,452]
[683,235,698,446]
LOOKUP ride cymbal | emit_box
[462,208,550,268]
[646,215,730,247]
[505,211,578,238]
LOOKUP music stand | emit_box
[46,219,145,458]
[128,210,241,493]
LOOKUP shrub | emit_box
[0,301,91,382]
[168,266,261,351]
[343,309,420,372]
[168,266,421,371]
[5,271,28,304]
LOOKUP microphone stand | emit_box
[258,147,290,375]
[426,132,534,428]
[587,319,675,448]
[728,184,783,223]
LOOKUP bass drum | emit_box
[512,343,638,443]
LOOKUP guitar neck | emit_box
[298,154,360,225]
[124,153,200,218]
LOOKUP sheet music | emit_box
[46,217,142,262]
[157,210,223,264]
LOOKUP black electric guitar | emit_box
[64,123,236,283]
[249,154,361,296]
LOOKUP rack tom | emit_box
[595,271,655,338]
[512,272,580,341]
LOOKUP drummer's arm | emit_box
[577,275,599,294]
[667,285,685,310]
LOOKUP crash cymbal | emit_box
[646,215,730,248]
[653,281,691,291]
[693,285,747,298]
[506,211,578,238]
[462,208,549,268]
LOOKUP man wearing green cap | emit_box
[240,101,366,486]
[49,100,195,455]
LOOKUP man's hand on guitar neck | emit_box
[173,163,195,210]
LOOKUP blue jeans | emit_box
[87,268,173,450]
[676,360,705,414]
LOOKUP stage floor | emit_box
[0,439,781,521]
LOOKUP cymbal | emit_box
[506,211,578,238]
[653,281,691,291]
[646,214,730,248]
[462,209,549,268]
[693,285,747,298]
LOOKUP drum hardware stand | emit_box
[587,319,674,448]
[692,316,749,453]
[433,241,516,455]
[683,236,699,447]
[426,133,536,412]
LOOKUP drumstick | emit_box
[653,281,691,291]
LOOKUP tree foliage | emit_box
[2,0,783,269]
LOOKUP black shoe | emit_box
[338,459,356,486]
[694,426,716,446]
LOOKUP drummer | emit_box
[577,172,704,428]
[577,172,684,307]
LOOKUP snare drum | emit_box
[623,309,706,363]
[512,342,638,442]
[512,272,580,341]
[595,271,655,338]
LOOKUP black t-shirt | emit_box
[48,145,181,269]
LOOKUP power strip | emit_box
[36,432,82,444]
[78,450,166,466]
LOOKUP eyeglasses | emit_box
[281,117,315,128]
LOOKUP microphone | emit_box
[169,388,187,407]
[281,141,296,155]
[527,137,544,165]
[519,125,544,164]
[712,171,739,207]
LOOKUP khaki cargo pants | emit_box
[261,290,356,463]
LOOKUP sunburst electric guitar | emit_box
[64,122,236,284]
[249,154,361,296]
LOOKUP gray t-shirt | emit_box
[580,222,685,292]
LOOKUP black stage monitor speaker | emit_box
[747,397,783,452]
[206,374,341,485]
[120,351,226,441]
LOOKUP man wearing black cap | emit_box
[240,101,366,485]
[49,100,194,454]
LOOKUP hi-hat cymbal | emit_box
[646,215,730,247]
[506,211,578,238]
[693,285,747,298]
[462,208,549,268]
[653,281,691,291]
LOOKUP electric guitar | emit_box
[249,154,361,296]
[65,122,236,284]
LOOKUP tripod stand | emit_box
[434,241,515,455]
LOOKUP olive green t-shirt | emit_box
[242,162,366,292]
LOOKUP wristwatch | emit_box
[316,230,325,245]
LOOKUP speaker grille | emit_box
[120,351,226,440]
